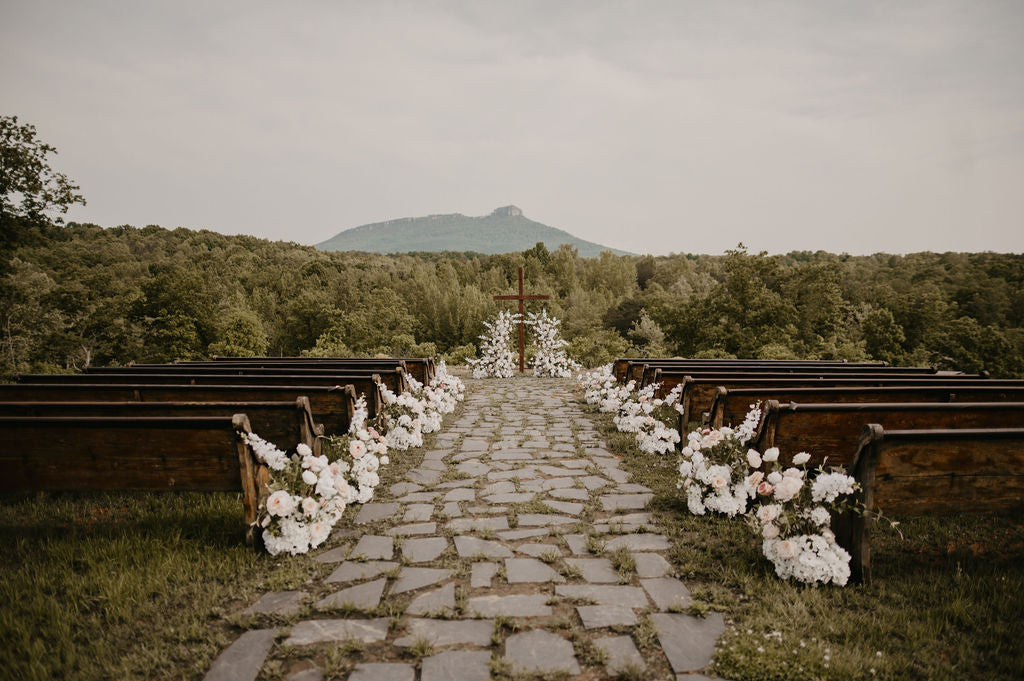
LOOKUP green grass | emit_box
[593,408,1024,681]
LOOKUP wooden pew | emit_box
[670,375,1020,429]
[836,425,1024,584]
[611,357,875,383]
[17,372,393,414]
[750,400,1024,467]
[0,383,358,435]
[709,385,1024,429]
[203,357,436,383]
[633,362,939,386]
[79,366,411,394]
[0,398,321,455]
[0,414,269,546]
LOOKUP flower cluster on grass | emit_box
[526,309,580,377]
[467,310,520,378]
[677,403,859,586]
[243,362,465,555]
[577,363,681,454]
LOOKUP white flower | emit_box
[301,497,319,516]
[296,443,312,457]
[301,470,318,486]
[349,440,366,458]
[792,451,811,465]
[763,447,779,462]
[746,449,762,468]
[265,490,295,517]
[774,476,803,502]
[762,523,780,539]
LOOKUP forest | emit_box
[3,220,1023,378]
[3,115,1022,379]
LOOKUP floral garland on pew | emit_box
[577,363,860,586]
[241,361,465,555]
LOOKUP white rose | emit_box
[301,470,318,485]
[746,449,762,468]
[762,523,779,539]
[763,447,779,462]
[301,497,319,516]
[296,443,312,457]
[349,440,366,459]
[756,504,781,524]
[792,452,811,466]
[774,476,803,502]
[783,467,803,479]
[767,471,783,485]
[777,539,797,559]
[265,490,295,517]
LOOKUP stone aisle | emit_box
[205,376,724,681]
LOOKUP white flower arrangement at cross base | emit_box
[244,395,388,556]
[525,309,580,378]
[467,310,520,378]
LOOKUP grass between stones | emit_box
[590,405,1024,681]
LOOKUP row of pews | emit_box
[0,356,435,546]
[613,357,1024,582]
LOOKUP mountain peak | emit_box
[316,207,632,257]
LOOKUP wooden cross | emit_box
[494,266,550,373]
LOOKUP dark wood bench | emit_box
[203,357,436,383]
[836,425,1024,584]
[0,383,358,435]
[0,414,269,546]
[0,398,320,455]
[79,366,411,394]
[611,357,878,383]
[669,375,1020,429]
[709,385,1024,429]
[750,400,1024,467]
[16,373,392,415]
[635,362,940,386]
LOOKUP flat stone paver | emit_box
[348,663,414,681]
[241,591,306,616]
[351,535,394,560]
[315,578,385,611]
[594,635,646,675]
[497,528,549,541]
[420,650,491,681]
[388,522,437,536]
[651,612,726,673]
[577,605,637,629]
[600,494,654,511]
[406,468,441,485]
[284,618,389,646]
[204,628,278,681]
[516,513,576,527]
[504,557,566,583]
[467,594,552,617]
[390,567,451,595]
[326,560,398,584]
[543,499,584,515]
[555,584,649,607]
[355,503,400,524]
[516,543,563,558]
[470,561,500,588]
[634,552,673,578]
[605,534,671,552]
[406,582,455,616]
[443,487,475,502]
[565,557,619,583]
[504,630,581,675]
[394,618,494,648]
[549,487,589,500]
[642,577,692,611]
[455,535,513,558]
[448,517,509,533]
[403,504,434,522]
[402,537,448,562]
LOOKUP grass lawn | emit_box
[595,408,1024,681]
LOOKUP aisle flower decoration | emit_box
[244,396,388,556]
[526,309,580,377]
[467,310,520,378]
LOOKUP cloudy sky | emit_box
[3,0,1022,255]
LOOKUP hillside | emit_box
[316,205,632,257]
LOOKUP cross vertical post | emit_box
[493,266,550,373]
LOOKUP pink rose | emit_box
[757,481,774,496]
[746,471,765,488]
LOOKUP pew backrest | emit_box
[838,425,1024,583]
[0,414,268,545]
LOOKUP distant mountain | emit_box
[316,206,632,257]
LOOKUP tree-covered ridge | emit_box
[2,222,1022,378]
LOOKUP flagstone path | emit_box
[205,375,725,681]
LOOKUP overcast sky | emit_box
[3,0,1022,255]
